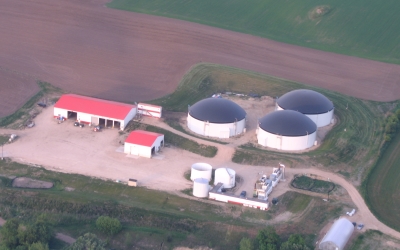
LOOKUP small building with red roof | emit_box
[124,130,164,158]
[54,94,137,130]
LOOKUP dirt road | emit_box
[1,0,400,117]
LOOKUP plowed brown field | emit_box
[1,0,400,117]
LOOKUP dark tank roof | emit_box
[189,98,246,123]
[277,89,334,114]
[259,110,317,136]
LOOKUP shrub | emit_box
[95,216,122,236]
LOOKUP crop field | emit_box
[153,63,388,183]
[365,129,400,231]
[108,0,400,64]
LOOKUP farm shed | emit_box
[276,89,334,127]
[319,218,354,250]
[124,130,164,158]
[137,103,162,118]
[256,110,317,151]
[187,98,246,138]
[54,94,136,130]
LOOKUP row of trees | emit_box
[384,109,400,141]
[239,227,310,250]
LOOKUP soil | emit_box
[12,177,53,189]
[2,0,400,118]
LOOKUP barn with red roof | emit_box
[124,130,164,158]
[54,94,137,130]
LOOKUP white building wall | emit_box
[122,108,137,130]
[138,103,162,118]
[209,192,269,210]
[257,126,316,151]
[124,143,151,158]
[77,112,92,123]
[152,135,164,152]
[276,105,334,128]
[187,114,246,138]
[53,108,68,118]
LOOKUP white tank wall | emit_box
[190,163,213,181]
[214,168,236,188]
[257,126,317,151]
[276,105,334,128]
[187,114,246,138]
[193,178,209,198]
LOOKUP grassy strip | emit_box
[125,121,217,157]
[0,81,63,128]
[107,0,400,64]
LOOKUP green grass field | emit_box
[107,0,400,64]
[365,129,400,231]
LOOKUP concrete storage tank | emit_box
[276,89,334,127]
[214,168,236,188]
[190,163,212,181]
[193,178,209,198]
[257,110,317,151]
[187,98,246,138]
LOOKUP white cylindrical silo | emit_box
[190,163,212,181]
[214,168,236,188]
[193,178,209,198]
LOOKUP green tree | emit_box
[1,218,20,248]
[280,234,309,250]
[67,233,106,250]
[257,227,280,250]
[28,242,49,250]
[95,216,122,236]
[239,237,254,250]
[18,222,53,246]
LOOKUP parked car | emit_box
[240,191,246,198]
[357,223,364,230]
[74,121,84,128]
[37,102,47,108]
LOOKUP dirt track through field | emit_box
[1,0,400,118]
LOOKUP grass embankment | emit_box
[125,121,217,157]
[0,81,63,128]
[107,0,400,64]
[153,63,387,182]
[0,160,346,249]
[365,129,400,231]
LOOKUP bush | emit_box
[95,216,122,236]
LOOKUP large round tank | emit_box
[214,168,236,188]
[193,178,209,198]
[190,163,212,181]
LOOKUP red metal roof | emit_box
[54,94,135,120]
[125,130,164,147]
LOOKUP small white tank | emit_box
[190,163,212,181]
[193,178,209,198]
[214,168,236,188]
